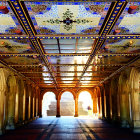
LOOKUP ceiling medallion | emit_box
[44,9,92,31]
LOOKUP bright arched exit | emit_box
[42,92,56,117]
[78,91,93,116]
[60,91,74,116]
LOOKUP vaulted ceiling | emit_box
[0,0,140,89]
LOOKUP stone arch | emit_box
[41,89,57,100]
[58,89,76,100]
[76,88,93,99]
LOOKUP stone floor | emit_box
[0,116,140,140]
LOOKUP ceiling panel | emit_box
[101,39,140,54]
[0,55,40,65]
[48,56,89,64]
[0,39,36,54]
[91,55,136,65]
[0,0,139,88]
[111,2,140,35]
[0,1,25,35]
[24,1,111,35]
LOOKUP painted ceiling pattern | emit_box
[25,1,110,34]
[0,0,139,89]
[111,2,140,35]
[0,1,25,34]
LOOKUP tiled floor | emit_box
[0,116,140,140]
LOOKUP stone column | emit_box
[25,84,29,121]
[104,83,111,121]
[30,85,33,120]
[110,78,120,123]
[6,89,16,130]
[93,97,97,114]
[34,89,36,118]
[36,90,39,117]
[56,98,61,117]
[118,72,130,128]
[74,97,78,117]
[38,90,42,118]
[18,87,24,124]
[23,87,26,122]
[129,68,140,133]
[100,86,105,119]
[0,90,5,135]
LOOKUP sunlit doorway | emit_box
[78,91,93,116]
[42,92,56,117]
[60,91,74,116]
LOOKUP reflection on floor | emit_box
[0,117,140,140]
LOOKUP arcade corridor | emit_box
[0,0,140,138]
[0,117,140,140]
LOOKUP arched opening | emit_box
[60,91,74,116]
[42,92,56,117]
[78,91,93,116]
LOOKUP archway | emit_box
[78,91,93,116]
[60,91,74,116]
[42,92,56,117]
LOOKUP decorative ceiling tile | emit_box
[0,1,25,34]
[25,1,111,34]
[111,2,140,35]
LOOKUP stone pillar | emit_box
[100,86,105,119]
[104,83,111,121]
[23,87,26,122]
[28,85,31,120]
[110,77,120,123]
[74,97,78,117]
[25,84,29,121]
[15,87,19,124]
[38,89,42,117]
[18,87,24,124]
[93,97,97,114]
[36,90,39,117]
[0,90,5,135]
[120,94,130,127]
[6,89,16,130]
[0,69,7,134]
[6,75,17,130]
[56,98,61,117]
[129,68,140,133]
[118,72,130,128]
[98,97,101,115]
[34,89,36,118]
[30,85,33,120]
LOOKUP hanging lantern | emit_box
[128,6,138,14]
[113,29,121,35]
[15,29,22,35]
[0,6,9,14]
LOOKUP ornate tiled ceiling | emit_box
[25,1,111,34]
[111,2,140,35]
[0,0,139,89]
[0,1,25,34]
